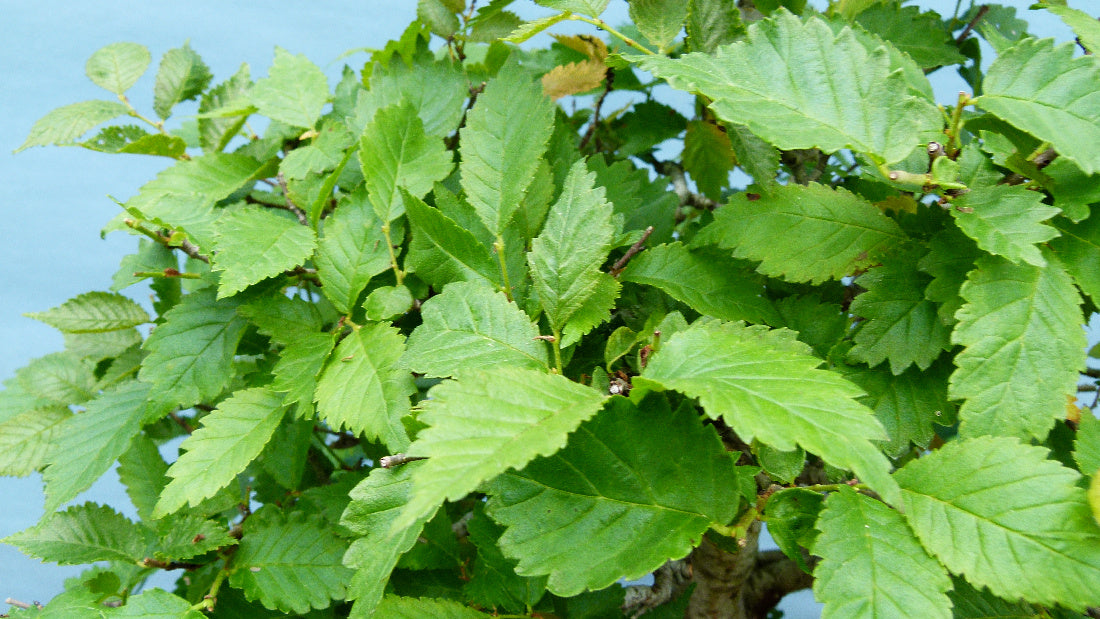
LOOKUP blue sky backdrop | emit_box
[0,1,1080,613]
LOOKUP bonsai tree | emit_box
[4,0,1100,617]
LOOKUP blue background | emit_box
[0,1,1079,615]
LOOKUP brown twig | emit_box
[579,68,615,151]
[380,453,428,468]
[956,5,989,46]
[610,226,655,277]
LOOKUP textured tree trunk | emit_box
[686,521,761,619]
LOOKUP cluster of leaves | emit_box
[5,0,1100,617]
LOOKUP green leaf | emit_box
[978,38,1100,175]
[763,488,823,572]
[918,226,981,324]
[951,184,1061,267]
[272,331,336,408]
[199,63,251,153]
[153,42,213,119]
[464,509,547,611]
[696,183,907,284]
[895,436,1100,610]
[238,292,323,345]
[15,352,97,407]
[403,188,502,288]
[639,320,900,505]
[312,190,389,314]
[117,435,169,521]
[486,396,738,595]
[950,252,1085,440]
[726,123,780,185]
[358,52,468,139]
[125,153,271,249]
[630,0,689,52]
[630,11,941,165]
[620,243,778,325]
[85,42,150,95]
[229,511,352,614]
[1077,412,1100,477]
[682,121,736,201]
[947,577,1041,619]
[0,408,70,476]
[685,0,744,53]
[2,503,146,565]
[772,294,847,358]
[314,323,413,451]
[113,589,205,619]
[533,0,608,17]
[844,360,954,459]
[1051,214,1100,307]
[375,596,489,618]
[26,291,150,334]
[80,125,187,158]
[418,0,460,37]
[113,240,178,292]
[813,487,952,618]
[139,289,248,408]
[151,512,236,562]
[848,251,952,374]
[852,3,965,69]
[394,368,608,531]
[362,285,413,321]
[1043,3,1100,53]
[42,381,153,513]
[16,100,130,151]
[250,47,329,128]
[154,388,286,516]
[212,207,317,298]
[528,160,618,333]
[402,280,549,378]
[460,59,554,235]
[587,155,678,245]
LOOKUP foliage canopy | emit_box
[5,1,1100,617]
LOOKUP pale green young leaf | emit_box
[63,330,140,365]
[403,280,548,377]
[14,352,97,407]
[1042,3,1100,53]
[852,3,965,68]
[151,513,236,561]
[640,320,899,504]
[630,0,689,52]
[139,289,248,408]
[340,464,434,617]
[272,331,336,408]
[418,0,460,37]
[686,0,744,53]
[314,323,413,451]
[42,381,153,513]
[951,184,1060,267]
[26,291,150,334]
[212,207,317,298]
[813,487,952,619]
[950,252,1085,440]
[843,360,954,459]
[486,397,738,595]
[117,434,169,521]
[362,285,413,321]
[0,408,70,477]
[153,42,213,119]
[460,59,554,235]
[314,190,390,313]
[895,436,1100,610]
[2,502,146,565]
[630,11,941,165]
[1051,214,1100,307]
[359,102,453,222]
[1077,412,1100,477]
[198,63,251,153]
[125,153,271,249]
[620,243,778,325]
[403,188,501,288]
[682,121,735,200]
[528,160,617,333]
[394,368,608,531]
[16,100,130,151]
[154,387,286,516]
[249,47,329,128]
[533,0,608,17]
[375,596,489,618]
[848,251,952,374]
[695,183,907,284]
[85,42,150,95]
[978,38,1100,174]
[112,589,205,619]
[229,511,352,614]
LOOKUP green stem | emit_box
[944,91,972,158]
[133,270,200,279]
[381,222,404,285]
[190,562,231,611]
[551,330,564,374]
[566,14,656,55]
[494,235,513,302]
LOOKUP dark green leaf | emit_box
[682,121,735,200]
[402,187,501,288]
[852,4,965,68]
[844,360,954,459]
[1051,214,1100,308]
[685,0,744,53]
[764,488,823,572]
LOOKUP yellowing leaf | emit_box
[541,59,607,101]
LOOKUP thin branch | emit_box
[955,5,989,46]
[169,411,195,434]
[622,560,693,618]
[610,226,654,277]
[579,68,615,151]
[4,599,42,611]
[275,172,310,225]
[380,453,428,468]
[742,550,816,618]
